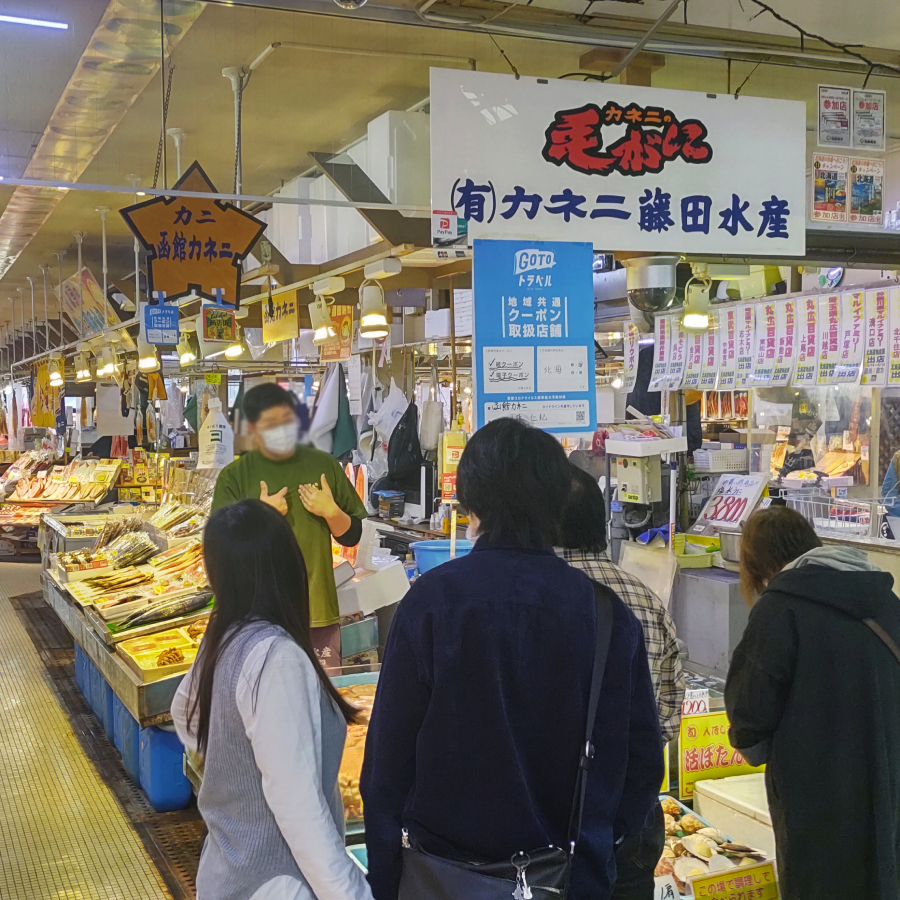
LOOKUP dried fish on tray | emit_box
[104,531,158,568]
[119,590,214,631]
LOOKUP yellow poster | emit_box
[690,861,779,900]
[679,711,765,801]
[320,304,353,362]
[31,363,61,428]
[262,291,299,344]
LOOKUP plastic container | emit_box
[73,643,86,695]
[111,693,126,753]
[116,702,141,784]
[89,662,104,719]
[139,725,192,812]
[410,539,474,574]
[99,679,115,743]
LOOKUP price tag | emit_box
[682,688,709,716]
[653,875,680,900]
[205,373,222,385]
[689,861,779,899]
[691,473,768,536]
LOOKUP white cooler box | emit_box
[693,772,776,860]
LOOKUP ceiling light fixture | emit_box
[224,330,245,359]
[137,335,160,372]
[0,14,68,30]
[74,352,92,383]
[48,354,64,387]
[97,346,119,378]
[177,333,196,366]
[682,274,711,332]
[358,281,390,339]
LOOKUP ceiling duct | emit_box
[0,0,204,282]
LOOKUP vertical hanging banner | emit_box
[818,85,852,147]
[852,88,886,151]
[817,293,842,385]
[794,296,819,386]
[836,289,865,383]
[811,154,849,223]
[718,307,738,389]
[649,315,671,392]
[320,304,354,363]
[751,300,778,386]
[665,317,687,390]
[888,287,900,386]
[771,298,797,387]
[621,323,640,393]
[861,288,889,386]
[849,158,884,226]
[734,305,756,389]
[262,291,299,344]
[682,330,704,389]
[698,310,719,391]
[472,240,596,434]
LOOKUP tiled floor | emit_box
[0,561,172,900]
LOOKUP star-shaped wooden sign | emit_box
[120,161,266,308]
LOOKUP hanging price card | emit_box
[793,296,819,385]
[649,315,671,392]
[816,293,841,385]
[771,298,797,387]
[862,288,889,386]
[836,289,865,383]
[751,301,777,386]
[621,323,639,394]
[734,304,756,389]
[698,310,719,391]
[665,317,687,390]
[718,307,738,389]
[682,330,704,389]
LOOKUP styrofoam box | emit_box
[693,773,776,859]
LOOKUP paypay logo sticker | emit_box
[514,249,556,275]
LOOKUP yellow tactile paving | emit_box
[0,561,171,900]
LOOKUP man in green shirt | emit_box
[211,383,367,665]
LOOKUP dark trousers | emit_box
[610,803,665,900]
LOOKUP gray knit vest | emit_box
[196,621,347,900]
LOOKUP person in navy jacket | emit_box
[361,418,663,900]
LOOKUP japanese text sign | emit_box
[120,161,266,308]
[262,292,299,345]
[817,294,841,385]
[143,302,179,345]
[649,315,671,392]
[621,323,639,393]
[682,329,704,389]
[836,290,864,383]
[852,88,886,151]
[698,310,719,391]
[734,305,756,389]
[691,473,767,537]
[818,85,851,147]
[718,307,738,389]
[679,710,766,800]
[887,287,900,386]
[473,239,596,435]
[861,289,888,386]
[431,69,806,255]
[771,298,796,387]
[690,862,780,900]
[750,301,777,386]
[320,304,354,362]
[811,153,848,223]
[201,306,236,344]
[793,297,819,386]
[665,317,687,390]
[849,157,884,226]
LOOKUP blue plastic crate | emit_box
[73,644,86,695]
[116,702,141,784]
[111,693,125,753]
[88,664,104,719]
[139,726,192,812]
[98,679,115,743]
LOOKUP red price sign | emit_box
[692,473,768,537]
[704,494,749,524]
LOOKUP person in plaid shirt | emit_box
[557,465,684,900]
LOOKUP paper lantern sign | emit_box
[120,161,266,308]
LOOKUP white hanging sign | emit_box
[698,310,719,391]
[835,289,865,383]
[681,330,704,389]
[718,306,738,389]
[665,317,688,389]
[771,298,797,387]
[649,315,671,391]
[887,287,900,386]
[793,296,819,386]
[852,88,886,151]
[734,305,756,389]
[750,300,777,386]
[861,288,888,387]
[817,293,842,385]
[621,323,640,393]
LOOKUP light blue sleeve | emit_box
[882,460,900,518]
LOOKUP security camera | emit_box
[333,0,368,9]
[622,255,680,313]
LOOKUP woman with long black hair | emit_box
[171,499,373,900]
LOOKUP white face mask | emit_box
[259,422,297,455]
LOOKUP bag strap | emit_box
[566,581,614,852]
[863,617,900,666]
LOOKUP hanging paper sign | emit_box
[682,330,704,389]
[143,303,179,345]
[120,161,266,308]
[771,299,797,387]
[718,307,738,389]
[835,289,865,383]
[793,296,819,385]
[734,305,756,389]
[621,323,639,393]
[679,710,766,801]
[60,266,119,335]
[818,85,851,147]
[201,306,236,343]
[816,293,841,385]
[849,158,884,226]
[698,311,719,391]
[649,315,671,392]
[811,153,849,222]
[689,862,780,900]
[665,317,687,389]
[861,288,889,386]
[751,301,778,386]
[262,291,299,344]
[320,304,354,363]
[887,287,900,386]
[852,88,886,151]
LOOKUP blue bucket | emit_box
[410,540,474,574]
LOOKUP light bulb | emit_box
[309,296,335,346]
[611,375,624,390]
[359,282,390,339]
[224,341,243,358]
[48,355,63,387]
[177,333,196,366]
[137,336,159,372]
[74,352,91,382]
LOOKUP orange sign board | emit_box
[679,711,765,801]
[690,861,779,900]
[120,161,266,308]
[320,304,354,362]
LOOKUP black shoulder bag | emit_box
[398,582,615,900]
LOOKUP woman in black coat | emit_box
[725,506,900,900]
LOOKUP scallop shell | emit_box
[697,827,727,844]
[683,834,718,860]
[674,856,709,882]
[678,813,705,834]
[738,856,760,867]
[707,854,736,872]
[664,813,679,835]
[660,847,675,859]
[670,840,687,857]
[654,857,675,878]
[660,796,682,817]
